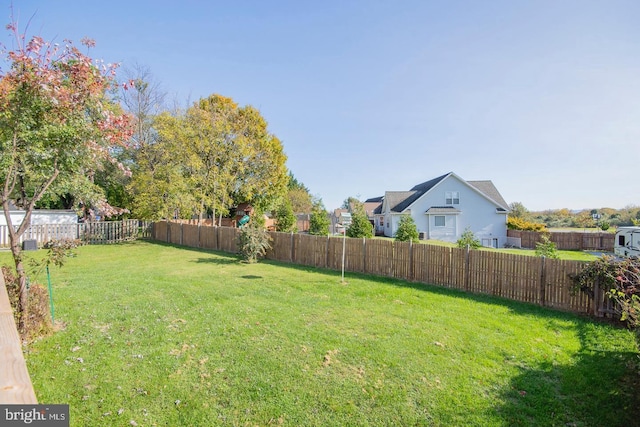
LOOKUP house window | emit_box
[434,216,445,227]
[445,191,459,205]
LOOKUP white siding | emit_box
[404,175,507,245]
[427,214,457,240]
[0,210,78,227]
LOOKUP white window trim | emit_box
[445,191,460,205]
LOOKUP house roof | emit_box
[333,208,348,219]
[467,180,509,210]
[362,200,382,217]
[385,191,418,213]
[425,206,462,214]
[387,173,450,212]
[382,172,509,213]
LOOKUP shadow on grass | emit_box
[494,328,640,427]
[142,241,640,425]
[147,241,240,265]
[144,240,611,324]
[258,258,588,322]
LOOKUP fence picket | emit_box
[147,222,617,318]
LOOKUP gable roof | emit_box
[467,180,509,210]
[380,172,509,213]
[384,191,418,213]
[386,173,450,212]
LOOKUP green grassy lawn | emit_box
[384,237,599,261]
[2,241,638,426]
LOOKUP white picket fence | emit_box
[0,220,152,248]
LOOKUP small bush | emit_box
[570,256,640,328]
[507,217,546,231]
[395,216,419,242]
[346,209,373,238]
[2,266,53,342]
[309,202,330,236]
[457,228,481,249]
[237,222,272,263]
[535,234,559,259]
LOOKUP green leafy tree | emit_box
[508,202,529,219]
[0,23,133,331]
[456,228,481,249]
[342,196,362,211]
[287,172,313,214]
[535,234,559,259]
[237,221,272,263]
[572,211,597,228]
[309,199,330,236]
[129,94,288,222]
[128,115,194,220]
[395,215,419,242]
[346,204,373,238]
[273,198,297,232]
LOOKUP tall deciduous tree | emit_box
[0,23,133,331]
[287,172,313,214]
[130,94,288,221]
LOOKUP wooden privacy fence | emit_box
[152,221,604,316]
[0,220,153,248]
[507,229,615,251]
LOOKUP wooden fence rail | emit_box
[507,229,615,251]
[151,221,607,317]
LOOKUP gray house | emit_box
[375,172,510,247]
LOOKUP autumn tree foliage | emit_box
[130,94,288,221]
[287,172,313,214]
[0,22,133,332]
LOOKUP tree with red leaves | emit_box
[0,20,133,332]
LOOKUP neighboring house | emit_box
[363,196,384,235]
[377,172,509,247]
[331,209,348,234]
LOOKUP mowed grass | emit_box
[3,241,639,426]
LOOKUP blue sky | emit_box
[4,1,640,211]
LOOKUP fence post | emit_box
[290,232,295,263]
[593,278,601,317]
[363,237,367,274]
[326,235,330,269]
[409,240,414,281]
[539,256,546,306]
[464,245,470,291]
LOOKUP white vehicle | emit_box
[614,226,640,258]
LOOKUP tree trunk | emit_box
[9,240,28,333]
